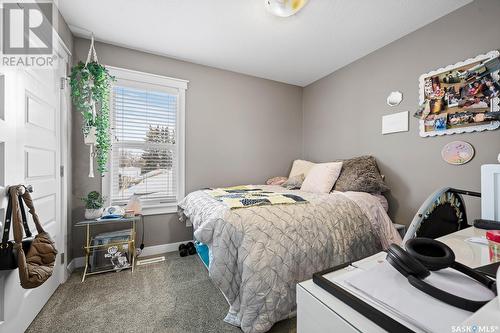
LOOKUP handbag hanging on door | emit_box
[9,186,58,288]
[0,191,34,270]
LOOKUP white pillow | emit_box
[300,162,343,193]
[289,159,315,178]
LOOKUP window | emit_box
[104,67,188,215]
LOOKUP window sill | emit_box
[141,204,178,216]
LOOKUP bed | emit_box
[178,184,401,333]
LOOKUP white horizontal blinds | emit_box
[111,85,178,205]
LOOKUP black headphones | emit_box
[386,238,497,312]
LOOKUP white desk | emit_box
[297,227,499,333]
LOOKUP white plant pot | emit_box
[84,126,97,145]
[85,208,104,220]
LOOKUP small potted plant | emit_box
[82,191,105,220]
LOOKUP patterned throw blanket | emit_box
[205,185,307,209]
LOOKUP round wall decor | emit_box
[386,91,403,106]
[441,141,475,165]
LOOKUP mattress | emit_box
[178,185,401,333]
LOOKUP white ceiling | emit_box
[59,0,471,87]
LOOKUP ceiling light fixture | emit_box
[265,0,308,17]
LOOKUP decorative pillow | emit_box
[289,159,315,178]
[372,193,389,212]
[300,162,343,193]
[333,156,389,193]
[266,176,288,186]
[282,174,305,190]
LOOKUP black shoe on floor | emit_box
[186,242,196,255]
[179,243,188,257]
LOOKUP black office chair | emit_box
[403,187,480,243]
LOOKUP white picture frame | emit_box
[418,50,500,137]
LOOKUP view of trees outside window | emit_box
[112,86,177,202]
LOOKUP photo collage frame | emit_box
[416,50,500,137]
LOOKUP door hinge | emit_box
[60,253,65,265]
[60,77,68,90]
[60,165,64,177]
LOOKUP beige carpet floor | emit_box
[26,252,296,333]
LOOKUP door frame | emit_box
[55,34,71,283]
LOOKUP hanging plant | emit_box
[70,60,115,176]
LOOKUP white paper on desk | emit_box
[340,261,495,333]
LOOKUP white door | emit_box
[0,43,69,333]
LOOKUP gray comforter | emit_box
[179,186,398,333]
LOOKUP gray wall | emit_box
[302,0,500,226]
[56,9,73,52]
[71,38,303,259]
[36,0,73,52]
[70,0,500,259]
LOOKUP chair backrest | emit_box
[403,188,479,243]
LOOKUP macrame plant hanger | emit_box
[84,34,99,178]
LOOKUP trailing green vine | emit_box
[70,61,115,175]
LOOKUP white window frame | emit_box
[103,66,188,215]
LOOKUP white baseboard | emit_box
[66,240,192,273]
[67,256,85,274]
[139,240,192,257]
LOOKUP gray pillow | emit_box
[333,156,389,193]
[282,174,305,190]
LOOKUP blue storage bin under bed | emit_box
[195,241,209,269]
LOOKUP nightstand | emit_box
[75,215,142,282]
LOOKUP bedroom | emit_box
[0,0,500,332]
